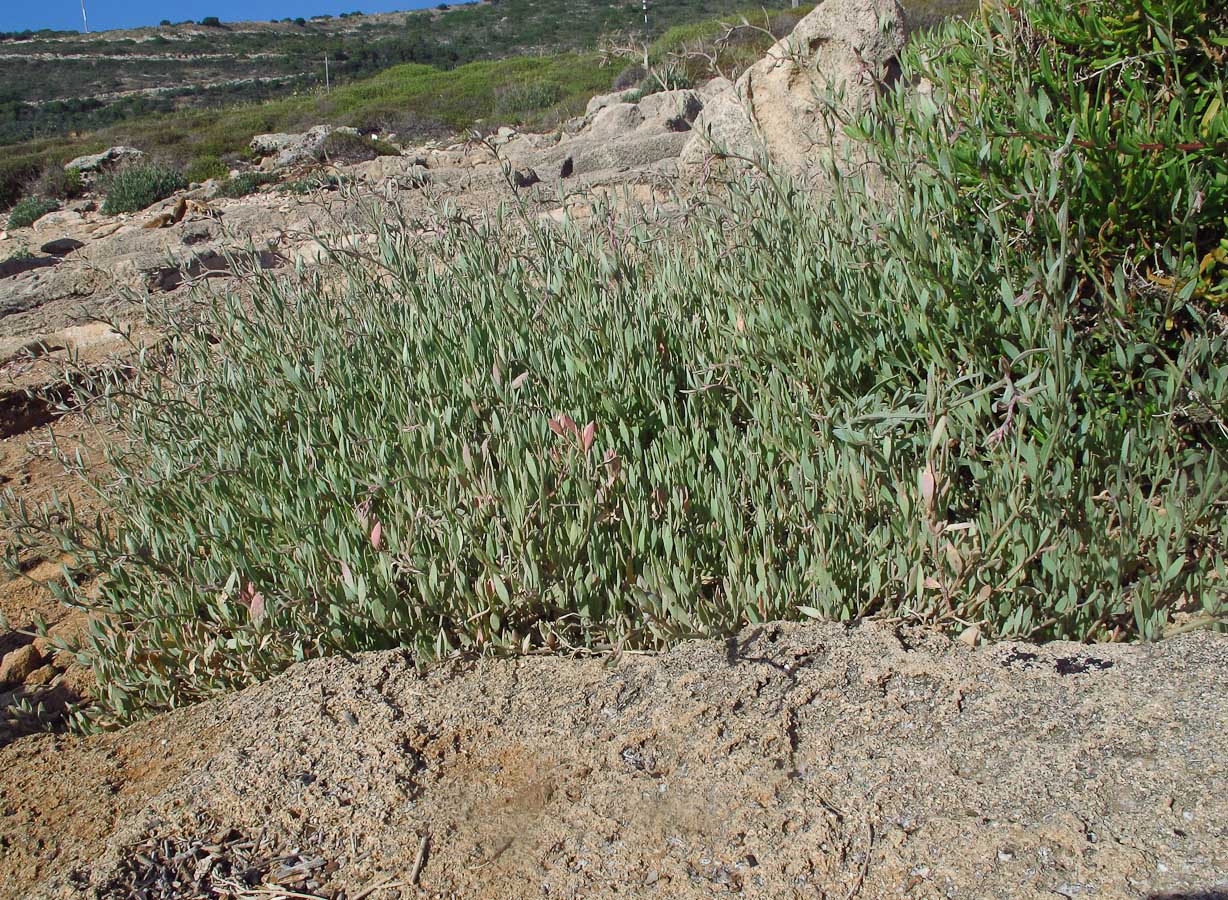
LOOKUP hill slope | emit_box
[0,0,972,147]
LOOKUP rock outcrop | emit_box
[250,125,362,169]
[680,0,907,184]
[63,146,145,176]
[519,88,707,181]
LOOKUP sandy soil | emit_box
[0,622,1222,900]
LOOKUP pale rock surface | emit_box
[636,88,704,132]
[251,125,361,169]
[698,75,734,99]
[63,146,144,175]
[680,0,906,183]
[585,89,636,117]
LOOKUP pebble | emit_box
[24,665,59,687]
[0,644,45,686]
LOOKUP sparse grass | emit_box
[280,173,347,194]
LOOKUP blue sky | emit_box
[1,1,450,33]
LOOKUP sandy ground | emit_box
[0,622,1222,899]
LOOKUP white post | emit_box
[325,54,331,92]
[642,0,648,72]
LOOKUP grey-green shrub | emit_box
[100,164,188,215]
[5,0,1226,728]
[6,196,58,229]
[184,155,230,184]
[212,171,276,199]
[493,81,565,117]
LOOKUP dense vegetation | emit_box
[99,164,188,214]
[5,196,57,229]
[7,0,1224,728]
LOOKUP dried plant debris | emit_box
[101,821,337,900]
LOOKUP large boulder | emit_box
[512,87,706,180]
[636,89,704,132]
[584,89,636,117]
[63,146,144,176]
[587,102,644,139]
[680,0,906,185]
[251,126,361,169]
[534,131,690,180]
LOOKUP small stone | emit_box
[0,644,45,686]
[958,625,981,648]
[40,237,85,256]
[24,665,58,687]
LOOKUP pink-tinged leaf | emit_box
[370,521,383,550]
[462,443,473,468]
[491,361,502,387]
[548,416,565,436]
[510,371,529,390]
[603,448,620,483]
[341,561,353,585]
[559,414,578,437]
[581,421,596,454]
[249,591,266,625]
[920,466,936,504]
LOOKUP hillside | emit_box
[0,0,974,211]
[0,0,982,147]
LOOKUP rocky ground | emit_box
[2,1,1226,896]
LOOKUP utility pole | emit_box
[80,0,89,32]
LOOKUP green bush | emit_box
[6,196,58,229]
[184,155,230,184]
[212,171,276,199]
[493,81,565,117]
[100,164,187,215]
[7,0,1226,727]
[626,64,693,102]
